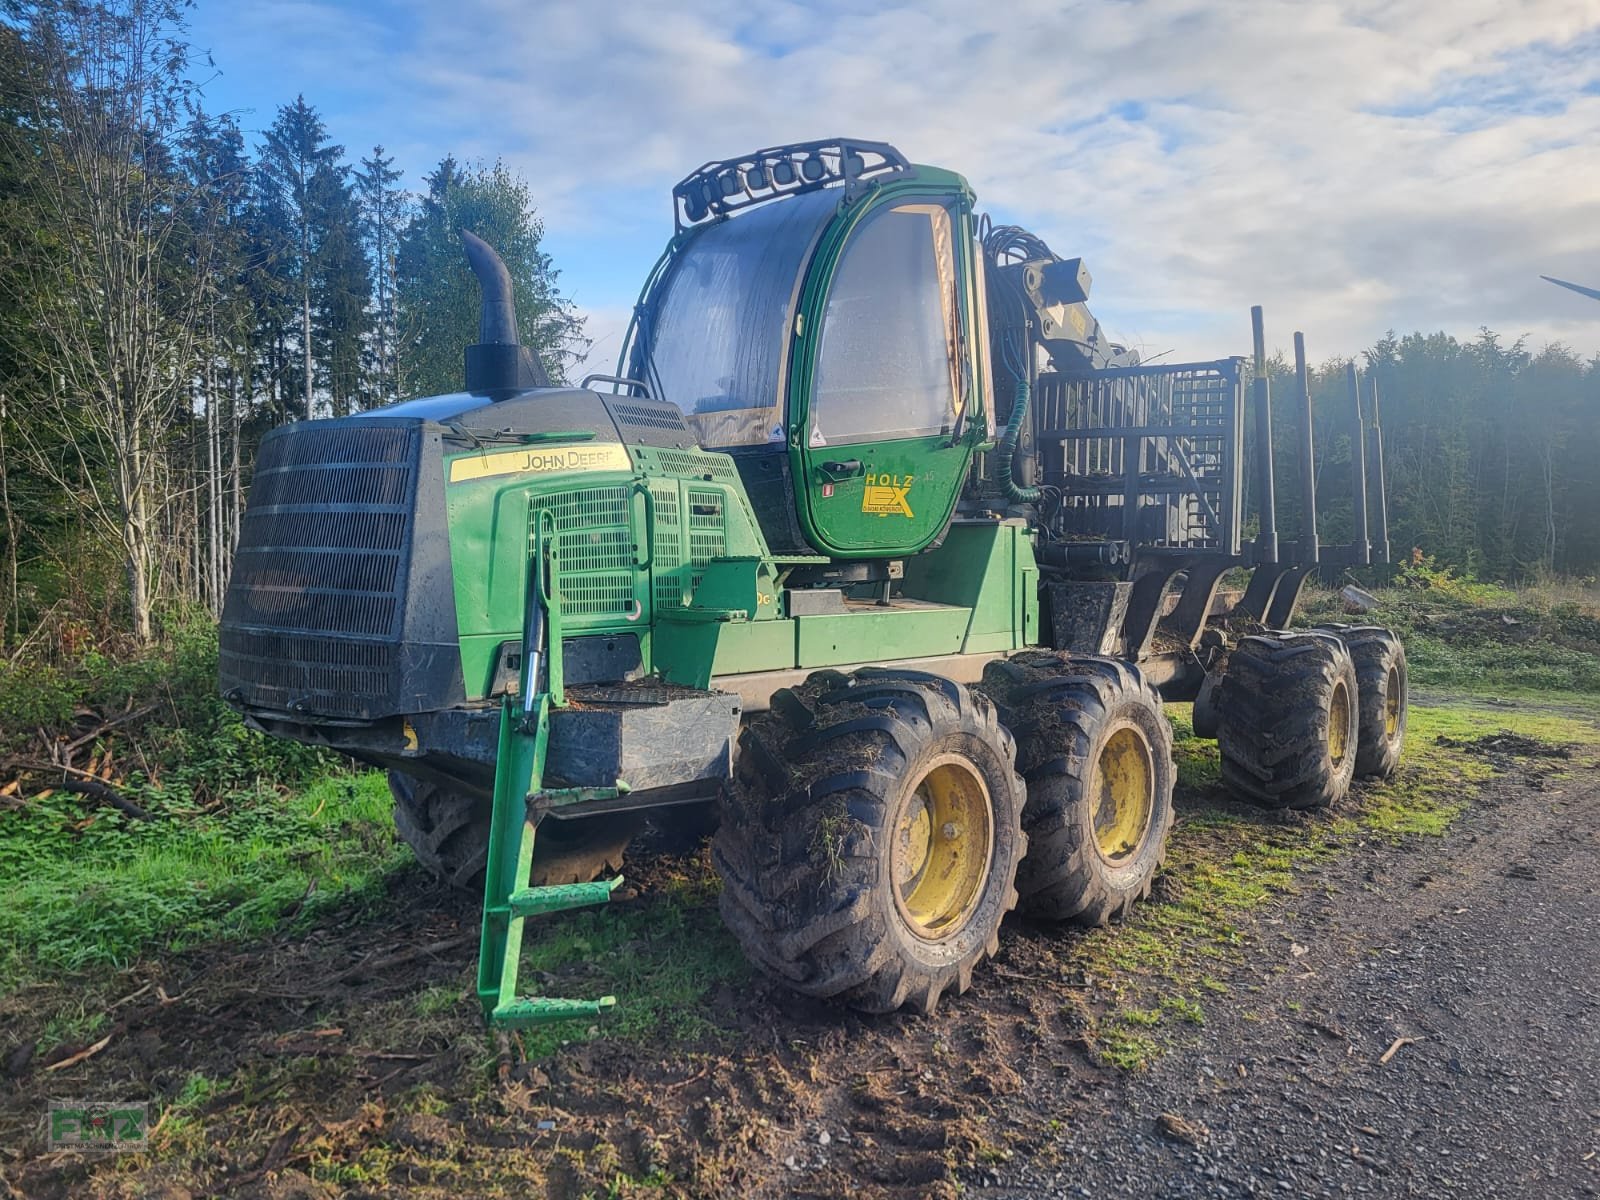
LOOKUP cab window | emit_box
[808,202,959,446]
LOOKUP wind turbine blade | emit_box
[1541,275,1600,303]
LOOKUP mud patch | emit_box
[1434,730,1574,779]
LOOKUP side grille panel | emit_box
[650,485,685,611]
[535,485,641,621]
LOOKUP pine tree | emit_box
[309,161,370,416]
[356,146,407,406]
[258,96,342,420]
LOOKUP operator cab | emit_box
[623,139,990,561]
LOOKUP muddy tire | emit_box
[1215,632,1359,810]
[713,669,1026,1014]
[981,653,1174,926]
[1190,667,1224,740]
[387,771,637,890]
[1316,624,1408,778]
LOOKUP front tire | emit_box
[713,669,1026,1014]
[1215,632,1359,810]
[981,653,1175,926]
[387,771,638,890]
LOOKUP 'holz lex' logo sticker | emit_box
[861,473,914,518]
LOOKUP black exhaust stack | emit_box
[461,229,551,394]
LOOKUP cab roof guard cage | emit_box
[672,138,912,231]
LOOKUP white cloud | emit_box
[197,0,1600,363]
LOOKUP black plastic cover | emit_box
[220,417,464,721]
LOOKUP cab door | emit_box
[792,193,981,557]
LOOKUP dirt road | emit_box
[3,702,1597,1199]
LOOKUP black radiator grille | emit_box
[220,422,419,717]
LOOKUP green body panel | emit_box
[445,455,648,699]
[443,443,770,700]
[900,521,1041,652]
[651,520,1036,687]
[794,603,968,665]
[786,169,992,559]
[799,433,972,553]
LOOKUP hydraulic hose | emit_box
[995,376,1041,504]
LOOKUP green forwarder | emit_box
[220,138,1407,1024]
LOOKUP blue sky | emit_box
[187,0,1600,374]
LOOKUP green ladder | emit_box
[477,513,625,1028]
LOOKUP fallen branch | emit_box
[62,703,157,756]
[56,775,150,821]
[44,1025,121,1072]
[1,757,149,820]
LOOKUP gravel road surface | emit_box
[979,772,1600,1199]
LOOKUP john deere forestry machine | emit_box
[219,138,1405,1026]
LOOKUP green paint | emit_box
[900,520,1040,652]
[477,513,623,1028]
[794,605,969,666]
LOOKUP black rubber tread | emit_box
[1190,666,1224,740]
[713,668,1027,1014]
[979,652,1175,926]
[387,771,638,891]
[1314,623,1408,778]
[1214,632,1360,810]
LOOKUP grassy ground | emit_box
[0,624,389,996]
[4,579,1600,1197]
[1298,565,1600,695]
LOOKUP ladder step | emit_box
[506,875,624,917]
[491,994,617,1028]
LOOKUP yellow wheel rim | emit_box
[1383,666,1401,738]
[1092,725,1154,863]
[1328,679,1352,765]
[891,754,993,940]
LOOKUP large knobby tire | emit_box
[387,771,638,890]
[1215,632,1359,810]
[1316,623,1408,778]
[713,669,1026,1014]
[981,653,1175,926]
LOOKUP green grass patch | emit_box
[1167,704,1222,792]
[0,772,406,991]
[1093,1025,1160,1071]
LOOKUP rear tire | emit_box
[387,771,637,890]
[1315,624,1408,778]
[981,653,1175,926]
[1215,632,1359,810]
[714,669,1026,1014]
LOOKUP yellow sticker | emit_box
[861,473,915,518]
[448,442,633,483]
